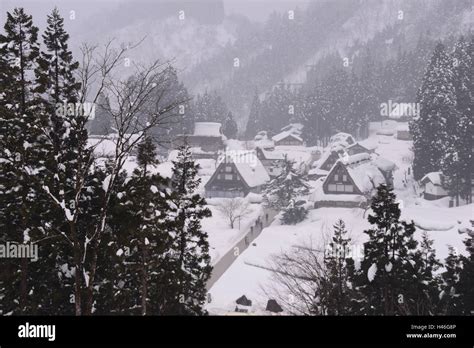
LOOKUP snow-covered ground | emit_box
[203,199,263,264]
[206,128,473,314]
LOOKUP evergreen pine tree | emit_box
[35,7,80,103]
[414,232,442,314]
[164,145,212,315]
[245,90,261,139]
[456,220,474,315]
[263,157,309,212]
[411,42,456,180]
[103,137,172,315]
[281,199,308,225]
[442,36,473,205]
[222,111,238,139]
[34,7,84,314]
[321,219,354,315]
[0,7,51,314]
[351,184,424,315]
[438,246,464,314]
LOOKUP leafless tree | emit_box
[263,242,328,315]
[41,39,187,315]
[216,197,253,229]
[262,232,333,315]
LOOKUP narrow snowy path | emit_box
[206,208,278,290]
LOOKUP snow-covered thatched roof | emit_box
[348,139,378,151]
[280,123,303,134]
[337,154,386,193]
[257,147,284,160]
[216,151,270,188]
[329,132,355,146]
[193,122,223,137]
[373,156,397,172]
[272,130,303,143]
[421,172,444,186]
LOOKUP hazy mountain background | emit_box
[1,0,472,128]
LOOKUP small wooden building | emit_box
[420,172,448,200]
[204,151,270,198]
[312,153,396,208]
[174,122,226,153]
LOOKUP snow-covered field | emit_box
[203,200,263,264]
[205,127,473,314]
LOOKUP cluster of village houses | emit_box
[163,113,453,208]
[90,113,462,208]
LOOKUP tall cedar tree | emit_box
[165,145,212,315]
[411,42,456,180]
[438,246,464,314]
[245,90,261,139]
[101,137,172,314]
[442,36,473,205]
[350,184,430,315]
[222,111,238,139]
[36,8,93,316]
[0,7,52,314]
[456,220,474,315]
[415,232,442,314]
[36,7,83,314]
[321,219,355,315]
[194,91,228,124]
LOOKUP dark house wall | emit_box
[205,162,249,197]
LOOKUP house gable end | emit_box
[323,162,362,195]
[205,161,250,191]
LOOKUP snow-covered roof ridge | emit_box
[280,123,303,134]
[216,150,270,188]
[346,159,386,193]
[341,152,371,166]
[421,172,444,186]
[257,147,285,160]
[373,156,397,172]
[272,130,303,143]
[349,139,378,150]
[329,132,355,144]
[193,122,223,137]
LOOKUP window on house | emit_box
[334,174,339,181]
[328,184,337,191]
[336,184,345,192]
[217,174,222,180]
[225,174,233,180]
[225,166,232,172]
[343,174,347,182]
[345,184,353,192]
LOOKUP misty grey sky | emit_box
[0,0,312,25]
